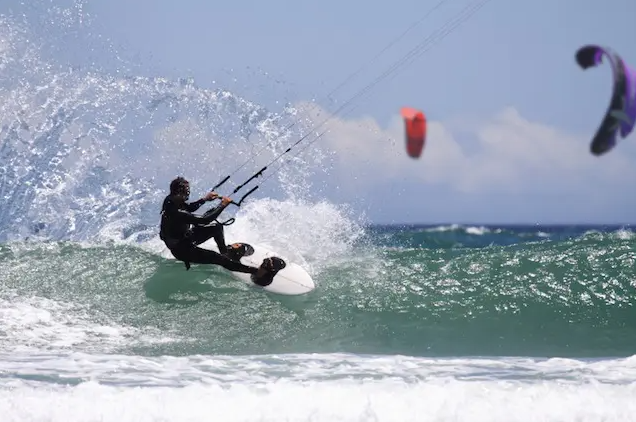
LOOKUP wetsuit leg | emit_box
[190,223,228,254]
[171,245,257,274]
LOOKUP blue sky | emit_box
[3,0,636,224]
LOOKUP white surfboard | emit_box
[211,242,316,295]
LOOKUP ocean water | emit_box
[1,3,636,421]
[2,225,636,421]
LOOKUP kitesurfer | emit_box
[159,176,282,284]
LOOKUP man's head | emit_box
[170,176,190,201]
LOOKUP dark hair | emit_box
[170,176,189,195]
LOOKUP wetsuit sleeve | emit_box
[173,208,223,225]
[185,199,206,212]
[201,203,229,222]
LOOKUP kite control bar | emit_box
[210,175,230,192]
[208,164,267,209]
[207,182,260,208]
[203,185,260,226]
[228,185,259,207]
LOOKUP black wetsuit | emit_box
[159,195,257,274]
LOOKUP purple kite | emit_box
[576,45,636,155]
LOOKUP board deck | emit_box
[213,242,316,295]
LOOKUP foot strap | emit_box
[224,243,255,261]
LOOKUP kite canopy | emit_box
[400,107,427,158]
[575,45,636,155]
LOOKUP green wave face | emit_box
[1,230,634,358]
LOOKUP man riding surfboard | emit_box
[159,176,284,285]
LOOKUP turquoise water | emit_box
[1,225,635,421]
[2,225,635,359]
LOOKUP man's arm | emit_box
[163,197,220,225]
[174,207,223,225]
[185,191,219,212]
[184,198,207,212]
[201,202,230,222]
